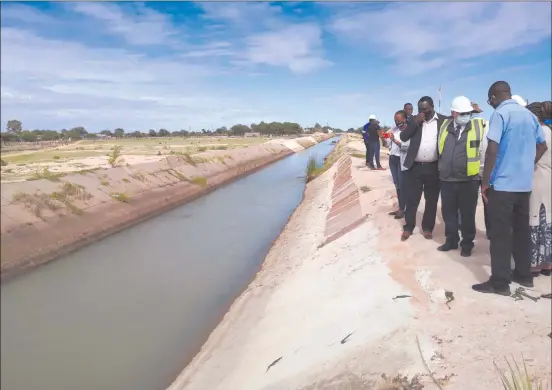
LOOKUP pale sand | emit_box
[168,138,551,389]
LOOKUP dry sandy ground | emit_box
[169,140,551,390]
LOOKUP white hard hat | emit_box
[368,114,377,120]
[512,95,527,107]
[450,96,473,113]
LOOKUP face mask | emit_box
[455,114,471,126]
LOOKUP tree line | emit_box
[1,119,346,143]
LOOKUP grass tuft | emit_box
[28,167,65,182]
[110,192,131,203]
[494,357,544,390]
[306,156,323,182]
[190,176,208,187]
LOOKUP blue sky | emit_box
[1,1,551,132]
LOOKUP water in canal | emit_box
[0,138,337,390]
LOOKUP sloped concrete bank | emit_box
[0,135,333,282]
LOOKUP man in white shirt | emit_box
[399,96,448,241]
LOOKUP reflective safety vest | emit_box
[438,118,484,177]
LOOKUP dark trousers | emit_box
[403,161,440,233]
[389,155,405,211]
[364,140,371,165]
[482,194,490,236]
[487,189,532,288]
[367,140,381,168]
[440,180,480,250]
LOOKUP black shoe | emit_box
[394,210,404,219]
[472,281,511,296]
[512,274,534,288]
[540,269,551,276]
[437,242,458,252]
[388,210,397,216]
[460,247,472,257]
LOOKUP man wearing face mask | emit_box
[436,96,484,257]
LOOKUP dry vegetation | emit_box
[0,136,270,182]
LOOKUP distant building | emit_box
[244,132,261,138]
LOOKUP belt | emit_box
[413,160,438,165]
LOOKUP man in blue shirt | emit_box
[473,81,548,296]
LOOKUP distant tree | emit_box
[158,128,170,137]
[6,119,22,135]
[20,131,37,142]
[314,122,321,129]
[230,124,250,136]
[347,128,355,133]
[100,130,114,137]
[148,129,157,137]
[130,131,142,138]
[113,128,125,138]
[64,126,87,140]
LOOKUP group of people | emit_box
[363,81,551,296]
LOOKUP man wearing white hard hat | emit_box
[361,114,385,170]
[512,95,528,107]
[436,96,485,257]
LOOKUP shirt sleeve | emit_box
[486,111,504,144]
[479,133,488,175]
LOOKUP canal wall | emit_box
[0,134,333,281]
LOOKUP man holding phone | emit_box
[399,96,448,241]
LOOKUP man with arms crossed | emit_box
[400,96,448,241]
[473,81,548,295]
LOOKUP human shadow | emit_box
[413,209,491,284]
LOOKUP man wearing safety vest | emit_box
[437,96,484,257]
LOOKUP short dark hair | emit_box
[404,103,413,108]
[395,110,407,119]
[418,96,434,106]
[489,81,511,96]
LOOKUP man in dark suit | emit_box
[399,96,448,241]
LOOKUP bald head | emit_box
[488,81,512,109]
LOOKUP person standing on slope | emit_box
[436,96,484,257]
[362,115,385,170]
[387,110,409,218]
[473,81,548,296]
[399,96,448,241]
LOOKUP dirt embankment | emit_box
[0,134,333,281]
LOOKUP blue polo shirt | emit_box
[487,99,546,192]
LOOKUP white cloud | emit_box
[66,2,181,47]
[198,2,330,74]
[0,24,258,131]
[329,2,552,75]
[245,24,331,73]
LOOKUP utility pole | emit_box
[438,85,442,114]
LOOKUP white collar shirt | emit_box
[415,113,439,162]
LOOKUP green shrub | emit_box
[1,159,8,166]
[53,155,60,160]
[108,145,122,167]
